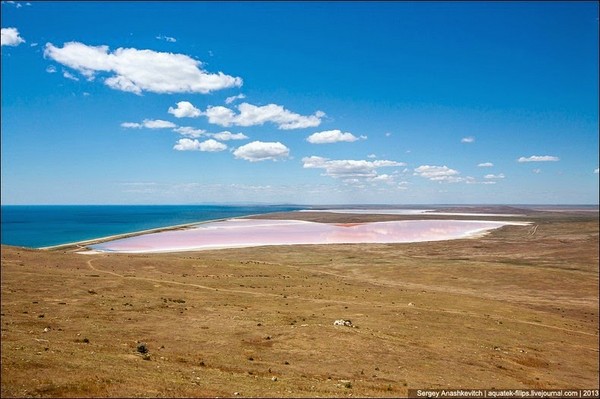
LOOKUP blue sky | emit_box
[1,1,598,205]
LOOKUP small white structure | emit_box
[333,319,354,327]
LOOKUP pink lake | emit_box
[89,219,529,253]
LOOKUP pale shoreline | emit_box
[300,209,524,217]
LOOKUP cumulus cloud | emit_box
[173,138,227,152]
[173,126,206,138]
[532,168,542,174]
[173,138,200,151]
[168,101,202,118]
[306,129,364,144]
[46,65,57,73]
[1,27,25,46]
[371,174,393,182]
[43,41,243,94]
[198,139,227,152]
[204,102,325,130]
[414,165,462,182]
[210,131,248,141]
[225,93,246,104]
[478,162,494,167]
[484,173,505,179]
[233,141,290,162]
[594,168,599,174]
[302,156,405,180]
[461,136,475,143]
[517,155,560,163]
[121,119,176,129]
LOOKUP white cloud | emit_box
[43,41,243,94]
[204,105,236,125]
[121,122,142,128]
[105,75,141,93]
[4,1,26,7]
[484,173,505,179]
[168,101,202,118]
[142,119,177,129]
[225,93,246,104]
[478,162,494,167]
[517,155,560,163]
[414,165,462,183]
[45,65,57,73]
[173,138,200,151]
[199,139,227,152]
[173,138,227,152]
[204,102,325,130]
[532,168,542,174]
[121,119,176,129]
[302,156,405,180]
[173,126,206,138]
[210,131,248,141]
[233,141,290,162]
[1,27,25,47]
[367,154,377,159]
[173,128,248,141]
[121,122,143,129]
[306,129,363,144]
[156,35,176,43]
[461,136,475,143]
[371,174,393,182]
[594,168,599,174]
[63,70,79,81]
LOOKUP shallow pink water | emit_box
[90,219,528,253]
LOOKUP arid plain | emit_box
[1,207,598,397]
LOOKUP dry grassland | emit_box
[1,210,598,397]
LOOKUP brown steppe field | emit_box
[1,208,598,397]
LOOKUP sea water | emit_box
[0,205,302,248]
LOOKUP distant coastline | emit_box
[1,204,597,250]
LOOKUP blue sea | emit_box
[0,205,304,249]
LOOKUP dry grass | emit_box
[1,209,598,397]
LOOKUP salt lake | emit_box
[89,218,530,253]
